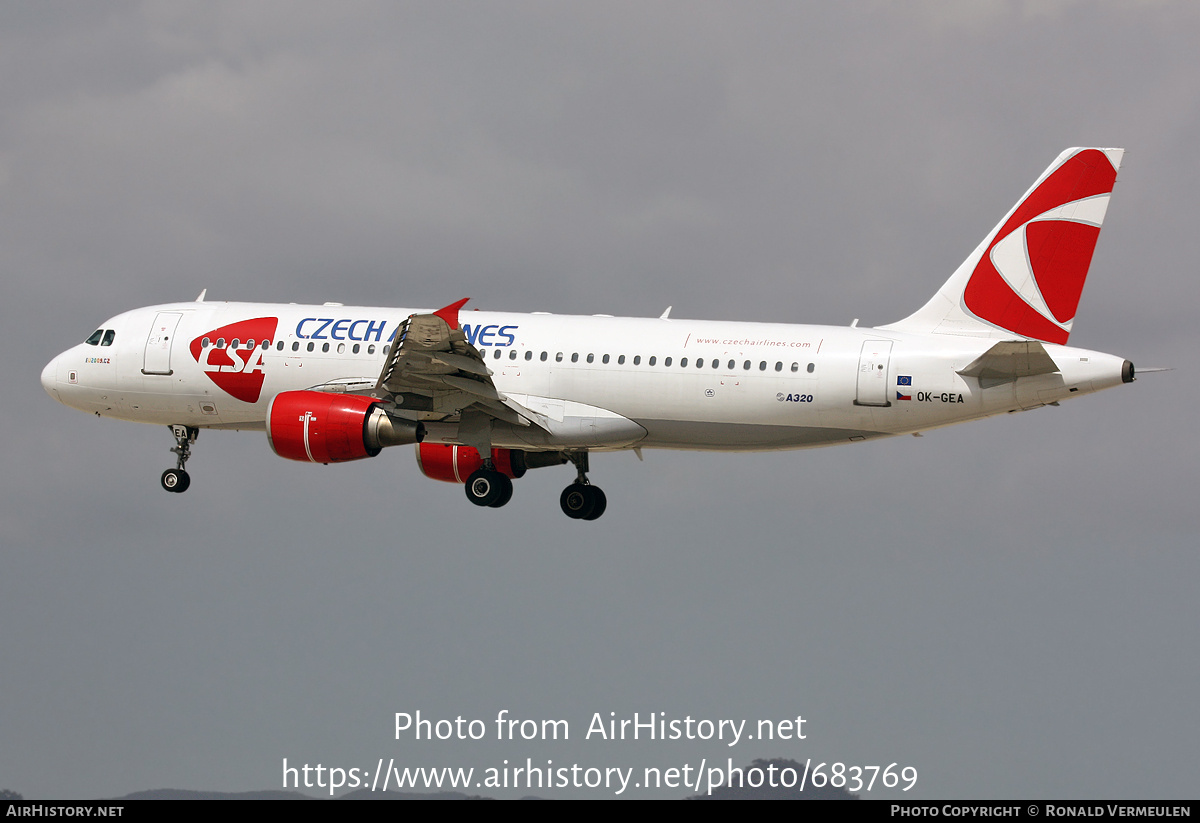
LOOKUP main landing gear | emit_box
[559,451,606,521]
[461,450,607,520]
[464,466,514,508]
[161,424,197,493]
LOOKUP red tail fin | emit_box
[884,148,1123,343]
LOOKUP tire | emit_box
[489,475,514,508]
[560,483,595,519]
[161,469,190,493]
[582,486,606,520]
[465,469,505,507]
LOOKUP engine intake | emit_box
[267,391,423,463]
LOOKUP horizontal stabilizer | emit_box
[958,340,1060,388]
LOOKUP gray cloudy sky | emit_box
[3,1,1197,799]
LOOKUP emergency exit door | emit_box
[854,340,893,407]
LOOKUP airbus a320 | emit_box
[42,148,1137,520]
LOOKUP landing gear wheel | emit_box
[582,486,606,520]
[561,483,605,520]
[161,468,190,493]
[489,475,514,508]
[465,469,511,508]
[560,483,589,518]
[162,424,198,493]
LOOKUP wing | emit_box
[373,298,545,430]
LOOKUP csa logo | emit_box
[189,317,279,403]
[962,149,1118,345]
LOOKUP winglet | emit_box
[433,298,470,330]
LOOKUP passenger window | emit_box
[728,360,735,370]
[353,344,360,354]
[711,359,719,369]
[277,341,284,351]
[744,360,751,370]
[759,361,766,371]
[86,330,103,346]
[307,342,314,352]
[368,345,376,355]
[618,355,625,365]
[231,339,240,349]
[322,343,330,353]
[337,343,345,354]
[101,330,116,346]
[292,342,300,352]
[791,362,799,372]
[525,350,533,361]
[509,350,517,360]
[540,351,548,361]
[807,363,815,373]
[681,357,688,367]
[697,359,704,369]
[216,338,226,348]
[571,353,579,363]
[633,355,641,365]
[602,354,610,364]
[493,349,501,359]
[262,340,270,350]
[649,356,656,366]
[556,352,563,362]
[665,357,673,367]
[586,354,594,363]
[245,339,255,349]
[775,361,782,371]
[202,338,212,349]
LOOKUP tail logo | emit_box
[963,149,1118,344]
[189,317,279,403]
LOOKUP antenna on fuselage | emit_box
[195,289,207,303]
[660,306,672,319]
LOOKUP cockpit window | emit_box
[101,330,116,346]
[86,330,104,346]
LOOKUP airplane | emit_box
[41,147,1136,520]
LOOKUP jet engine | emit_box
[415,443,528,483]
[266,391,423,463]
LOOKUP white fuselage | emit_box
[41,301,1130,453]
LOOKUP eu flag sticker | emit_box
[897,375,912,386]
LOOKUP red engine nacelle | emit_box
[267,391,422,464]
[415,443,527,483]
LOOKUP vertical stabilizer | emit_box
[881,147,1123,344]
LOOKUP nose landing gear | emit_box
[161,424,198,493]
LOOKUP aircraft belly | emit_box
[489,395,648,449]
[633,419,887,451]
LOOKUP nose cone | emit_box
[41,355,61,402]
